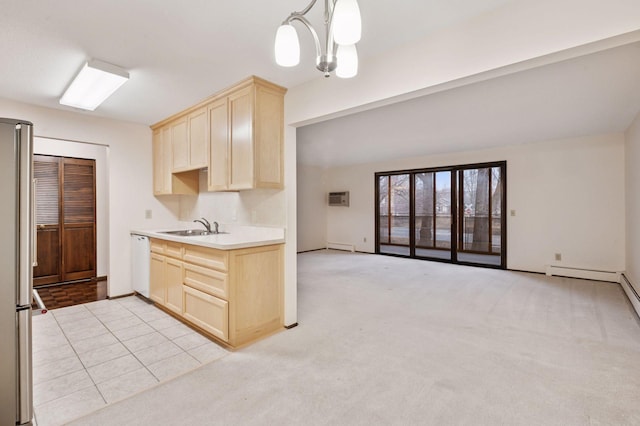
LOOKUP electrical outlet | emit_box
[510,210,516,216]
[145,209,152,219]
[555,253,562,261]
[363,237,367,243]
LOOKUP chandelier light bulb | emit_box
[336,44,358,78]
[332,0,362,45]
[275,24,300,67]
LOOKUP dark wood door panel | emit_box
[33,228,61,286]
[63,159,96,224]
[63,225,96,280]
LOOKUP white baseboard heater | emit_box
[620,274,640,318]
[326,242,355,252]
[545,265,620,283]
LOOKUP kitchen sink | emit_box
[160,229,228,237]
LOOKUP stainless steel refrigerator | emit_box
[0,118,34,426]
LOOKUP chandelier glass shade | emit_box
[274,0,362,78]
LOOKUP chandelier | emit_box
[274,0,362,78]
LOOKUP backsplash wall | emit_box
[178,171,286,227]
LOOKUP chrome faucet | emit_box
[193,218,220,234]
[193,218,211,233]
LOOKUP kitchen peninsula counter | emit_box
[130,224,285,349]
[131,225,285,250]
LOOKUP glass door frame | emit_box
[375,161,507,270]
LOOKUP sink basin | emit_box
[160,229,228,237]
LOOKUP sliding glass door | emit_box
[376,162,506,269]
[414,171,453,260]
[457,165,503,266]
[378,174,411,256]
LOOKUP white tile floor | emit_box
[31,296,229,426]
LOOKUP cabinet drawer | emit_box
[165,241,183,259]
[184,263,228,300]
[150,239,164,254]
[183,245,228,271]
[183,285,228,341]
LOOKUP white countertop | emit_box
[131,224,285,250]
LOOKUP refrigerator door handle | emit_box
[17,309,33,424]
[17,123,33,307]
[32,178,38,267]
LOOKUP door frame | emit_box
[33,154,98,285]
[375,160,507,270]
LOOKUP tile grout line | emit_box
[34,297,229,424]
[35,306,107,410]
[87,299,163,385]
[113,298,218,367]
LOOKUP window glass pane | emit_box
[462,168,490,252]
[378,176,389,244]
[491,166,502,253]
[389,174,410,246]
[435,171,452,249]
[414,172,434,248]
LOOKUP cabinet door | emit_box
[189,108,208,169]
[161,126,173,193]
[208,97,229,191]
[165,257,183,315]
[152,130,164,195]
[171,117,189,171]
[254,84,284,188]
[150,253,165,305]
[183,285,228,341]
[228,86,254,190]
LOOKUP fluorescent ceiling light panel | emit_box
[59,59,129,111]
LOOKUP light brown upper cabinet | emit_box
[152,126,198,196]
[208,79,286,191]
[151,76,286,194]
[172,108,208,173]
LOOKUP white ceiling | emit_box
[297,41,640,167]
[0,0,515,125]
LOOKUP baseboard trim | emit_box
[326,242,355,252]
[285,322,299,329]
[107,292,135,300]
[620,273,640,318]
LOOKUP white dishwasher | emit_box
[131,233,150,298]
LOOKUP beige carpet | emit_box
[71,250,640,425]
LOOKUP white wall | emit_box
[176,172,286,228]
[296,164,327,252]
[33,137,109,277]
[318,134,626,274]
[0,98,180,297]
[625,113,640,292]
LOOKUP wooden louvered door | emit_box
[62,158,96,281]
[33,155,96,286]
[33,155,62,286]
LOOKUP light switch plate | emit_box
[145,209,152,219]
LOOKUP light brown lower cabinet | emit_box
[183,285,229,341]
[165,257,183,315]
[148,239,283,348]
[149,241,183,316]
